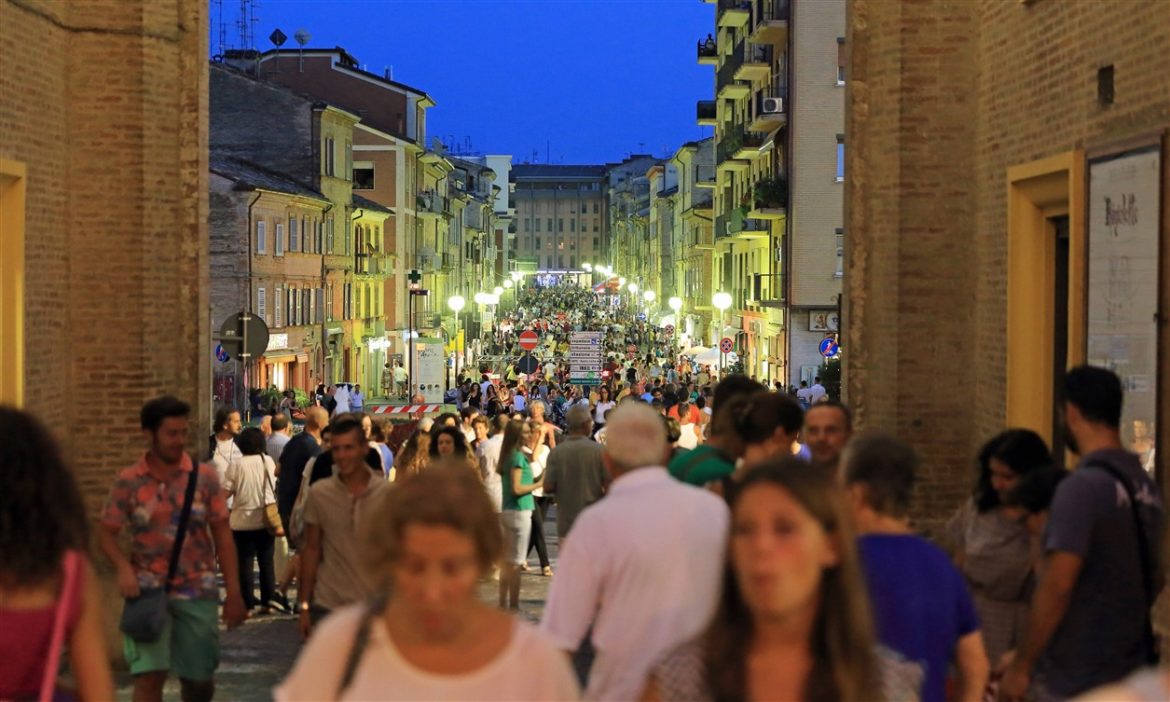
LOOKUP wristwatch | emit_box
[298,601,311,613]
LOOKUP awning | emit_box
[263,351,296,363]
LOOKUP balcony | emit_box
[734,130,768,160]
[716,130,751,174]
[749,88,788,133]
[697,39,718,65]
[416,190,450,218]
[729,213,770,239]
[696,100,717,126]
[748,176,788,220]
[716,39,750,100]
[717,0,752,28]
[735,42,772,82]
[750,0,790,45]
[751,272,787,308]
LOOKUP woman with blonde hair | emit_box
[276,463,579,700]
[393,429,431,481]
[642,458,920,702]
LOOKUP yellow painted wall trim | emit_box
[0,158,27,406]
[1005,149,1085,442]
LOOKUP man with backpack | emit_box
[1000,366,1165,701]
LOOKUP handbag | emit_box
[1088,461,1161,664]
[119,462,198,643]
[38,550,80,702]
[264,467,284,536]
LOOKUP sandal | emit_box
[542,566,554,577]
[519,563,532,573]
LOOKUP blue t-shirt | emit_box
[858,534,980,702]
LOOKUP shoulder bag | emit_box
[119,460,199,643]
[264,462,284,536]
[1088,460,1160,664]
[334,594,390,700]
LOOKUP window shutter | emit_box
[289,217,298,252]
[256,221,266,254]
[274,286,282,327]
[257,287,266,321]
[275,223,284,256]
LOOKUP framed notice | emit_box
[1086,143,1162,474]
[808,311,840,332]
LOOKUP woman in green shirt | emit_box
[496,420,542,610]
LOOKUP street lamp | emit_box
[643,290,655,303]
[447,295,465,387]
[493,286,504,296]
[583,262,593,272]
[503,279,513,288]
[668,296,682,358]
[628,283,638,294]
[510,271,523,282]
[712,292,733,376]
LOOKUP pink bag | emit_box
[39,550,79,702]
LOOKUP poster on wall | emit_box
[808,311,840,332]
[412,337,446,404]
[1086,145,1162,475]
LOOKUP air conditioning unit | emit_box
[762,97,784,115]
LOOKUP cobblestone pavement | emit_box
[116,515,560,701]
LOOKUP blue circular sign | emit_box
[818,337,839,358]
[215,343,230,363]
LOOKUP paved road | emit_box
[116,516,560,701]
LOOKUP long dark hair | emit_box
[974,429,1051,512]
[428,425,471,459]
[0,408,89,588]
[705,459,880,702]
[496,420,530,477]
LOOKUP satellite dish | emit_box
[269,28,287,47]
[294,29,311,47]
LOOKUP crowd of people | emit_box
[1,286,1167,702]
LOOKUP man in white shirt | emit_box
[809,376,828,403]
[332,384,351,416]
[541,402,729,701]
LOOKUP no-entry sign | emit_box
[518,330,540,351]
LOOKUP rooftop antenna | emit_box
[294,29,310,72]
[214,0,227,57]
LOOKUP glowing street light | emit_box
[510,271,523,282]
[473,292,488,305]
[668,296,683,357]
[583,262,593,272]
[493,286,504,296]
[668,296,683,313]
[503,279,513,288]
[447,295,466,386]
[628,283,638,295]
[643,290,656,303]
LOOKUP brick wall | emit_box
[846,0,1170,532]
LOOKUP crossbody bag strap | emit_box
[38,550,80,702]
[1088,460,1159,662]
[336,594,390,699]
[164,459,200,593]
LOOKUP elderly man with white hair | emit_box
[540,402,729,701]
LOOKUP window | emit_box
[327,217,335,253]
[535,218,541,232]
[345,140,353,181]
[344,217,351,255]
[311,289,320,324]
[344,283,353,320]
[570,219,576,233]
[837,38,846,85]
[327,283,334,321]
[547,218,552,232]
[835,228,845,277]
[255,221,266,254]
[315,219,323,252]
[293,286,302,325]
[303,289,311,325]
[558,219,564,233]
[286,287,295,327]
[275,223,284,256]
[289,217,299,252]
[256,287,267,321]
[570,255,576,269]
[593,237,600,249]
[324,137,336,177]
[274,286,282,327]
[593,222,599,232]
[836,135,845,182]
[546,255,553,268]
[354,166,375,190]
[593,202,599,214]
[535,237,541,249]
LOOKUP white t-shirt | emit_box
[593,400,615,424]
[274,606,580,702]
[796,387,814,405]
[809,383,828,402]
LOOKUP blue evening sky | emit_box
[218,0,715,164]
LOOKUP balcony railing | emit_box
[697,39,718,63]
[717,0,753,26]
[717,38,745,89]
[417,190,450,216]
[754,0,790,23]
[752,176,788,210]
[717,127,765,162]
[695,164,716,185]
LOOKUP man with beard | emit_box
[1000,366,1164,701]
[802,400,852,473]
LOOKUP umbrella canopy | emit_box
[695,347,737,365]
[681,345,709,357]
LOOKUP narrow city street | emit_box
[114,517,561,701]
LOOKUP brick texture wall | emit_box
[846,0,1170,532]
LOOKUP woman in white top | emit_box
[592,387,615,428]
[223,427,280,612]
[275,462,580,702]
[523,420,554,577]
[210,407,244,507]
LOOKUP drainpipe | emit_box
[243,190,262,414]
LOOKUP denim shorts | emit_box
[500,509,533,566]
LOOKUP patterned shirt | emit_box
[101,453,229,600]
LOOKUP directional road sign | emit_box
[214,344,230,363]
[819,337,840,358]
[570,331,605,385]
[518,330,540,351]
[720,337,734,354]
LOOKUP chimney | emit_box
[384,66,393,80]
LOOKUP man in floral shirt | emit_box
[98,396,247,702]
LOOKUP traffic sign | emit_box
[517,353,539,374]
[518,330,540,351]
[214,344,230,363]
[720,337,734,354]
[664,324,675,337]
[819,337,840,358]
[219,312,269,360]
